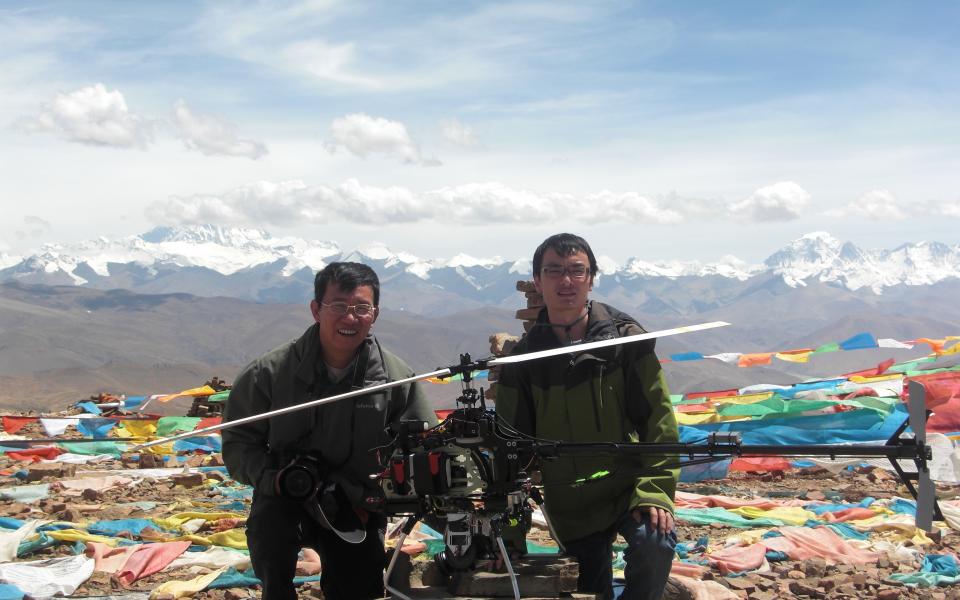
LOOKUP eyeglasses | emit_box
[540,264,590,280]
[320,302,377,318]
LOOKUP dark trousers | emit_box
[247,492,387,600]
[563,512,676,600]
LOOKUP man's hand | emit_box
[631,506,674,535]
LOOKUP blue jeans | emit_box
[563,511,676,600]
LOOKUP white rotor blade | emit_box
[489,321,730,366]
[133,367,451,450]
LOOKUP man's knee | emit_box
[622,516,677,561]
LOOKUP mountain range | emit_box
[1,225,959,410]
[3,226,960,315]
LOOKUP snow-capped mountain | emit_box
[2,226,960,314]
[765,231,960,292]
[0,252,21,271]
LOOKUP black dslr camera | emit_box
[277,453,325,500]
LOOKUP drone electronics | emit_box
[135,320,943,600]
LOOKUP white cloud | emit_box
[16,83,152,148]
[440,118,480,146]
[173,100,268,159]
[145,179,692,227]
[823,189,907,220]
[14,215,53,240]
[423,183,562,222]
[581,191,683,224]
[326,113,440,166]
[929,200,960,218]
[728,181,810,222]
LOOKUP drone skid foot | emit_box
[392,555,581,598]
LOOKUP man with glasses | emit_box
[496,233,679,600]
[223,262,434,600]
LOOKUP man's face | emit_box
[533,248,593,313]
[310,282,378,365]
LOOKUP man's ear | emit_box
[371,307,379,324]
[588,275,594,292]
[533,274,543,294]
[309,299,321,323]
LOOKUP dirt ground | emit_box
[2,417,958,599]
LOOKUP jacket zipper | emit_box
[589,363,603,432]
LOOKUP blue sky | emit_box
[1,1,958,263]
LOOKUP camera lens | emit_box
[278,464,318,500]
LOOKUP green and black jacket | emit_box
[495,301,679,542]
[222,324,435,502]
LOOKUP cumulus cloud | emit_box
[823,189,907,220]
[16,83,152,148]
[326,113,440,166]
[173,100,268,159]
[145,179,691,227]
[440,118,480,146]
[924,198,960,218]
[14,215,52,240]
[581,191,683,224]
[728,181,810,222]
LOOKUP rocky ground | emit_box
[2,416,958,599]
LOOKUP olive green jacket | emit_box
[495,302,679,541]
[222,324,435,502]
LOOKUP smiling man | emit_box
[496,233,679,600]
[222,262,434,600]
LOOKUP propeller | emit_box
[908,380,937,532]
[132,320,730,450]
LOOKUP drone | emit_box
[138,321,942,600]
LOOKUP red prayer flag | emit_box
[195,416,222,431]
[684,388,739,400]
[906,372,960,434]
[6,446,63,462]
[2,416,38,435]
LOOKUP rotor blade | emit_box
[916,466,936,533]
[907,380,927,444]
[133,367,452,450]
[488,321,730,366]
[907,380,938,532]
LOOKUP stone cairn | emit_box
[486,280,540,402]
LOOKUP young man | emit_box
[222,262,435,600]
[496,233,679,600]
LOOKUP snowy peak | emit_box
[764,231,843,270]
[621,255,760,280]
[141,225,272,247]
[2,228,960,299]
[766,233,960,291]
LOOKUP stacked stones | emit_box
[485,280,539,401]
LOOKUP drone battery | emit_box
[390,457,411,495]
[412,451,450,494]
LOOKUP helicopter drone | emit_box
[138,321,941,600]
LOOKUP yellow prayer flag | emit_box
[150,567,226,599]
[775,349,814,363]
[117,420,158,438]
[158,385,217,403]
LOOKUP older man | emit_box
[223,262,434,600]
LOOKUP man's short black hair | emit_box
[314,262,381,306]
[532,233,598,277]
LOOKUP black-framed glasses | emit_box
[320,302,377,318]
[540,264,590,280]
